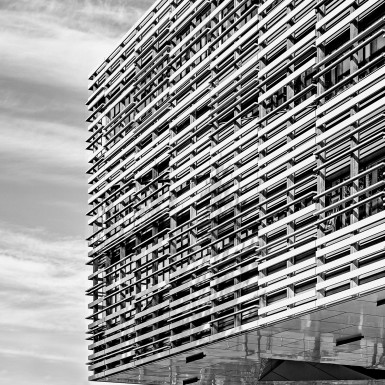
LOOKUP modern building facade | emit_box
[86,0,385,383]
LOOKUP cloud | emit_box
[0,345,91,385]
[0,12,113,91]
[0,346,82,363]
[0,115,87,190]
[0,0,152,90]
[0,73,85,127]
[0,5,99,187]
[0,114,85,168]
[0,221,92,384]
[0,0,152,187]
[0,0,153,38]
[0,1,151,383]
[0,0,149,188]
[0,222,89,331]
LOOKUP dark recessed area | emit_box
[336,334,364,346]
[186,352,206,363]
[377,298,385,306]
[183,377,199,385]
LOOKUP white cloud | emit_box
[0,222,89,331]
[0,114,88,186]
[0,0,150,90]
[0,0,149,383]
[0,222,93,385]
[0,11,113,90]
[0,0,151,37]
[0,341,92,385]
[1,117,84,164]
[0,347,82,363]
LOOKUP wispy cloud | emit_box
[0,222,91,384]
[0,73,85,127]
[0,0,154,37]
[0,0,149,384]
[0,114,86,178]
[0,11,113,90]
[0,0,150,187]
[0,222,88,330]
[1,346,83,363]
[0,348,91,385]
[0,0,153,88]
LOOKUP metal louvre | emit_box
[86,0,385,382]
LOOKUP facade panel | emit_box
[86,0,385,382]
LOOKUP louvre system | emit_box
[86,0,385,382]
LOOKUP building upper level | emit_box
[86,0,385,383]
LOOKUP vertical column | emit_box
[315,0,326,299]
[168,0,179,348]
[349,0,360,288]
[133,30,143,352]
[149,14,161,350]
[189,0,198,342]
[285,0,296,303]
[150,173,159,349]
[105,251,112,332]
[233,0,243,329]
[210,0,220,336]
[257,5,268,315]
[119,243,126,366]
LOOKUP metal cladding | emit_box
[86,0,385,382]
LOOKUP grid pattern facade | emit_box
[86,0,385,381]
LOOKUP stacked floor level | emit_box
[86,0,385,381]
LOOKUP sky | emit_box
[0,1,152,384]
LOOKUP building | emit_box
[86,0,385,383]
